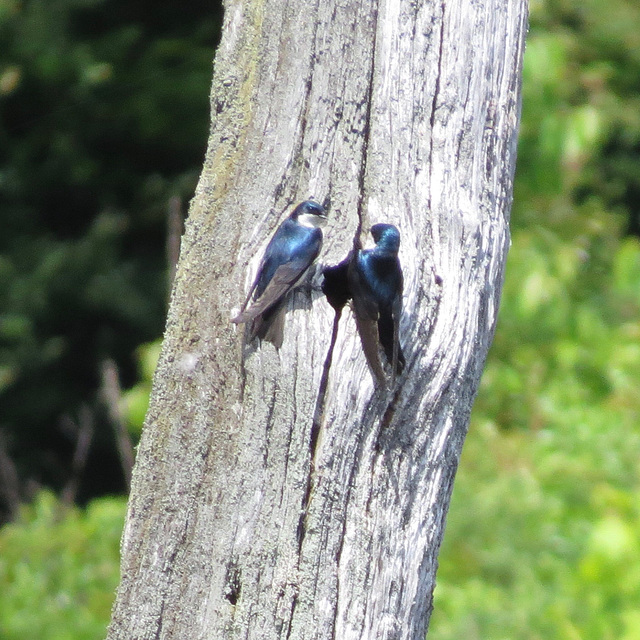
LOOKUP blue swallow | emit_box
[349,223,405,383]
[233,200,327,348]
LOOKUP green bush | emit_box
[429,0,640,636]
[0,492,126,640]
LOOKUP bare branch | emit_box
[60,405,94,506]
[0,430,21,521]
[101,359,134,491]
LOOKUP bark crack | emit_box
[298,0,381,551]
[272,0,322,204]
[153,598,166,640]
[297,310,341,553]
[284,594,299,640]
[150,497,197,640]
[353,0,380,247]
[427,1,446,215]
[330,4,382,638]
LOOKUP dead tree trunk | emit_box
[107,0,527,638]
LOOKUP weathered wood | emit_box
[107,0,528,638]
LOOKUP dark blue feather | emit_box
[233,200,326,348]
[350,223,405,381]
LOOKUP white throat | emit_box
[298,213,326,228]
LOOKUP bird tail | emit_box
[378,312,405,384]
[246,303,285,349]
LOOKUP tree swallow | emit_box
[349,223,405,384]
[233,200,327,348]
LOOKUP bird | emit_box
[348,223,405,384]
[232,200,327,348]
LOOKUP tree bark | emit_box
[107,0,527,638]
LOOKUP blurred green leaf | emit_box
[0,492,125,640]
[430,0,640,637]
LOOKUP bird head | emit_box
[292,200,327,228]
[370,223,400,252]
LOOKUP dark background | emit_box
[0,0,223,521]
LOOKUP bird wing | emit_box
[348,255,379,322]
[390,306,400,385]
[233,256,316,324]
[354,314,387,387]
[390,268,403,382]
[348,252,387,386]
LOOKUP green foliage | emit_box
[0,491,126,640]
[121,339,161,436]
[430,215,640,640]
[0,0,220,504]
[429,0,640,637]
[516,0,640,233]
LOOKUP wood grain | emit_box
[107,0,528,638]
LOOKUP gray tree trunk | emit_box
[107,0,527,638]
